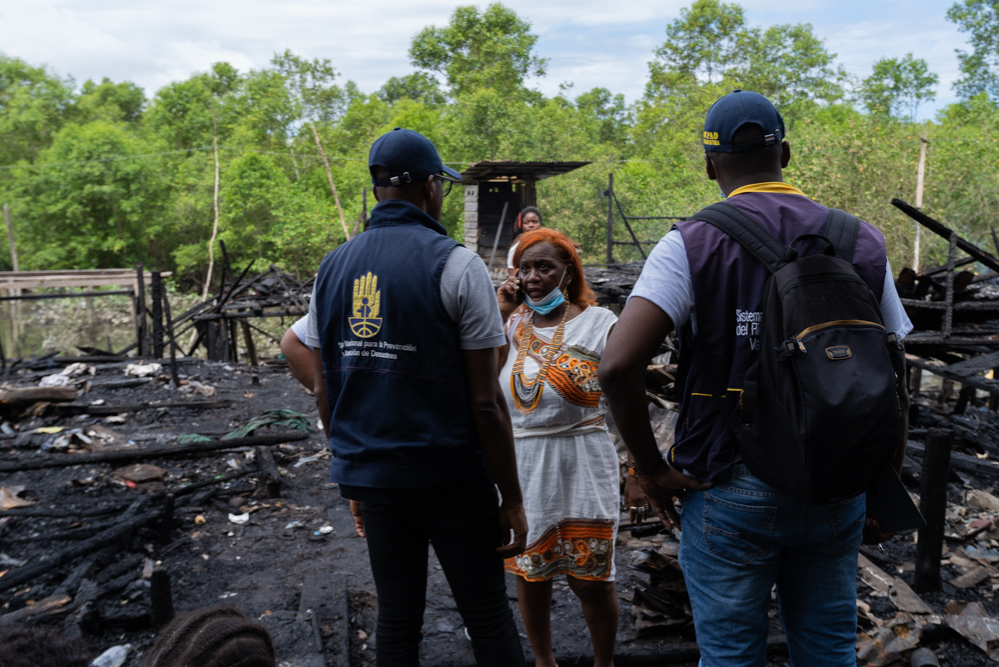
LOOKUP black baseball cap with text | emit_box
[368,128,462,187]
[702,90,786,153]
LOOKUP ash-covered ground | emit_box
[0,357,996,666]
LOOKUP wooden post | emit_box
[914,131,928,272]
[352,187,368,236]
[150,272,164,358]
[312,123,351,241]
[488,202,510,271]
[943,233,956,338]
[4,204,21,354]
[201,113,222,302]
[135,263,147,357]
[161,287,181,387]
[915,428,952,592]
[606,173,615,265]
[3,204,17,272]
[240,320,258,367]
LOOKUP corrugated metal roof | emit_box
[459,160,590,185]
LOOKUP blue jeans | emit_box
[678,465,864,667]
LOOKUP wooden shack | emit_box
[461,161,588,269]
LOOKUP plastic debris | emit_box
[0,485,35,510]
[39,374,72,387]
[228,513,250,525]
[90,643,131,667]
[194,515,206,526]
[180,409,315,444]
[40,363,96,387]
[41,428,93,453]
[177,433,212,445]
[317,525,334,535]
[0,553,27,567]
[285,520,303,530]
[124,363,161,377]
[178,380,215,397]
[221,409,315,440]
[294,451,330,467]
[0,422,15,437]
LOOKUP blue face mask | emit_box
[523,267,567,315]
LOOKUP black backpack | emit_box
[686,202,902,504]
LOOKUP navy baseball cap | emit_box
[702,90,786,153]
[369,128,462,187]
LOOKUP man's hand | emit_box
[497,503,528,557]
[863,518,895,545]
[349,499,366,538]
[638,464,714,531]
[624,474,652,524]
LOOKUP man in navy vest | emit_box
[308,128,528,666]
[600,92,912,666]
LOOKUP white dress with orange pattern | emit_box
[500,305,620,582]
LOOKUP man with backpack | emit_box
[600,90,912,666]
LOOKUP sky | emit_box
[1,0,967,121]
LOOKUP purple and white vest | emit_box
[671,192,887,481]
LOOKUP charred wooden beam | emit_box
[892,199,999,274]
[0,507,162,591]
[55,399,230,416]
[256,446,282,498]
[136,262,148,356]
[151,271,165,358]
[0,431,309,472]
[0,386,76,405]
[915,429,952,592]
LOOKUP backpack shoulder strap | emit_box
[690,202,787,274]
[823,208,860,263]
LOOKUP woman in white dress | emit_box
[496,228,620,667]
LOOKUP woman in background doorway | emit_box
[507,207,543,278]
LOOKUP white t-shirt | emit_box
[629,229,913,338]
[306,245,505,351]
[290,315,313,350]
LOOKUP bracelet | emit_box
[633,456,667,476]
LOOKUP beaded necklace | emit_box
[510,303,571,414]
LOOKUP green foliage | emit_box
[378,73,446,106]
[728,23,846,115]
[0,55,75,166]
[10,120,170,269]
[653,0,745,84]
[947,0,999,99]
[77,78,146,123]
[859,54,938,120]
[410,3,547,99]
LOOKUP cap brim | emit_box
[440,165,462,182]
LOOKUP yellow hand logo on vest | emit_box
[350,271,382,338]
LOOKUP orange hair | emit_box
[512,228,596,307]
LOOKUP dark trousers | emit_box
[360,480,526,667]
